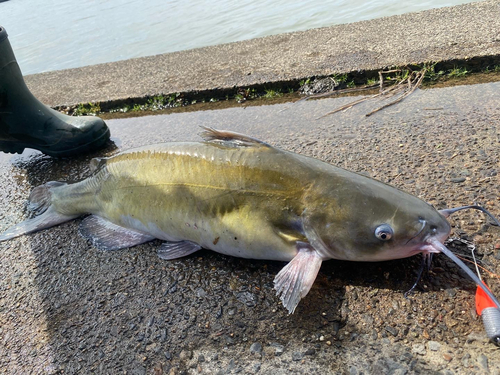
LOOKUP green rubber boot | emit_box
[0,26,110,157]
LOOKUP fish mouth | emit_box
[405,219,427,245]
[409,215,500,310]
[406,217,450,253]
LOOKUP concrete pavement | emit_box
[1,80,500,374]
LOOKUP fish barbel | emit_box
[1,127,498,314]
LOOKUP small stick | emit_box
[316,96,374,119]
[365,70,426,117]
[316,79,405,119]
[298,84,379,103]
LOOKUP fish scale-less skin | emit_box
[51,142,312,261]
[44,137,450,265]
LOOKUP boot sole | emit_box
[0,127,111,158]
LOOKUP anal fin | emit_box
[274,242,323,314]
[79,215,155,251]
[157,241,202,260]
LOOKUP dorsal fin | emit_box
[199,126,271,147]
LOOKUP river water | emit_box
[1,0,480,75]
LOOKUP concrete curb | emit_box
[23,0,500,108]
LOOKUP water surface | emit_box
[1,0,480,75]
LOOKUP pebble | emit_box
[215,306,223,319]
[399,352,413,363]
[253,362,261,372]
[131,365,146,375]
[235,291,256,307]
[292,352,303,361]
[422,330,430,340]
[445,288,456,297]
[226,359,236,371]
[428,341,441,351]
[450,177,466,183]
[466,332,483,343]
[304,348,315,356]
[461,353,470,367]
[411,344,426,356]
[250,342,263,355]
[179,350,193,361]
[385,326,398,337]
[477,354,489,371]
[160,329,167,342]
[269,343,284,356]
[136,333,145,342]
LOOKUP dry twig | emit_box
[297,84,379,104]
[365,69,426,117]
[306,68,428,119]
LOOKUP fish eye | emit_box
[375,224,394,241]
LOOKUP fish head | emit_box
[303,177,500,317]
[351,197,451,261]
[305,178,451,262]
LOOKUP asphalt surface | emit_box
[18,0,500,108]
[1,81,500,374]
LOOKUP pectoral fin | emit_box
[79,215,155,251]
[157,241,202,260]
[274,242,323,314]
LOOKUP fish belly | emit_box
[85,143,305,261]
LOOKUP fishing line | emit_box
[430,239,500,309]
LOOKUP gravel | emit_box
[1,80,500,373]
[428,341,441,352]
[249,343,263,355]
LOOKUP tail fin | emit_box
[0,181,78,242]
